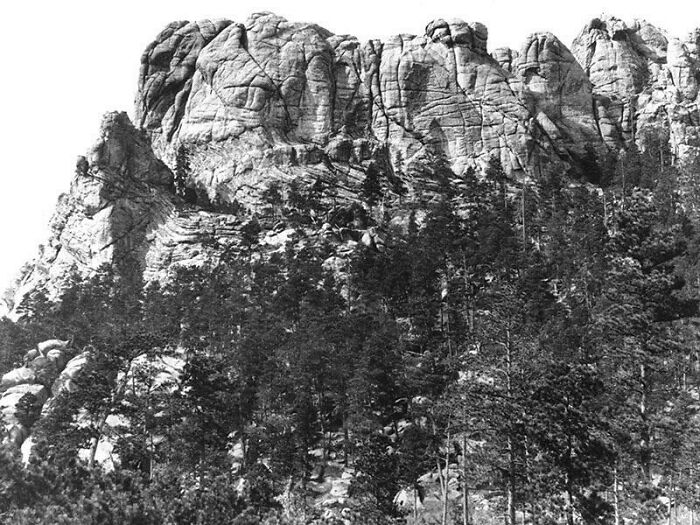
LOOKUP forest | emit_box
[1,136,700,525]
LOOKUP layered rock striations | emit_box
[14,113,177,304]
[5,12,700,313]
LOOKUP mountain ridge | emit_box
[4,11,700,314]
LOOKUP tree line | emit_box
[0,138,699,524]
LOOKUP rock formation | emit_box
[3,12,699,314]
[572,16,700,157]
[1,338,186,470]
[12,112,177,303]
[0,340,73,448]
[137,13,606,179]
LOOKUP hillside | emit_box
[0,11,699,525]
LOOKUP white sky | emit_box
[0,0,698,291]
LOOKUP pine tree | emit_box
[361,163,383,210]
[592,189,697,520]
[174,143,191,199]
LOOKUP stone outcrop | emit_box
[1,340,74,448]
[572,15,700,157]
[49,351,90,399]
[137,19,234,154]
[136,12,610,179]
[10,112,177,307]
[511,32,603,162]
[0,338,185,467]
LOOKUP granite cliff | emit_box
[5,12,700,312]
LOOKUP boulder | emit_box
[29,356,53,373]
[21,435,35,464]
[46,349,67,370]
[52,352,90,396]
[5,424,28,448]
[1,367,36,389]
[24,349,39,362]
[0,392,26,411]
[394,487,423,511]
[3,384,49,405]
[0,385,47,429]
[77,437,117,472]
[37,339,69,354]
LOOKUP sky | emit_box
[0,0,698,291]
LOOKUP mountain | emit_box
[1,12,700,525]
[4,12,699,312]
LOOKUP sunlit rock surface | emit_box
[572,15,700,156]
[5,12,700,321]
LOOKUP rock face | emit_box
[137,19,234,154]
[511,32,603,162]
[136,12,609,179]
[5,12,700,314]
[12,112,176,305]
[572,15,700,156]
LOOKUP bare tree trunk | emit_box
[462,434,469,525]
[507,459,516,525]
[342,410,349,467]
[640,363,651,480]
[621,157,626,210]
[521,182,526,245]
[436,456,447,524]
[439,425,451,525]
[462,255,475,335]
[674,482,678,524]
[565,425,575,525]
[414,486,419,522]
[506,328,516,525]
[566,474,575,525]
[693,466,697,525]
[668,473,674,525]
[603,192,608,228]
[614,465,620,525]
